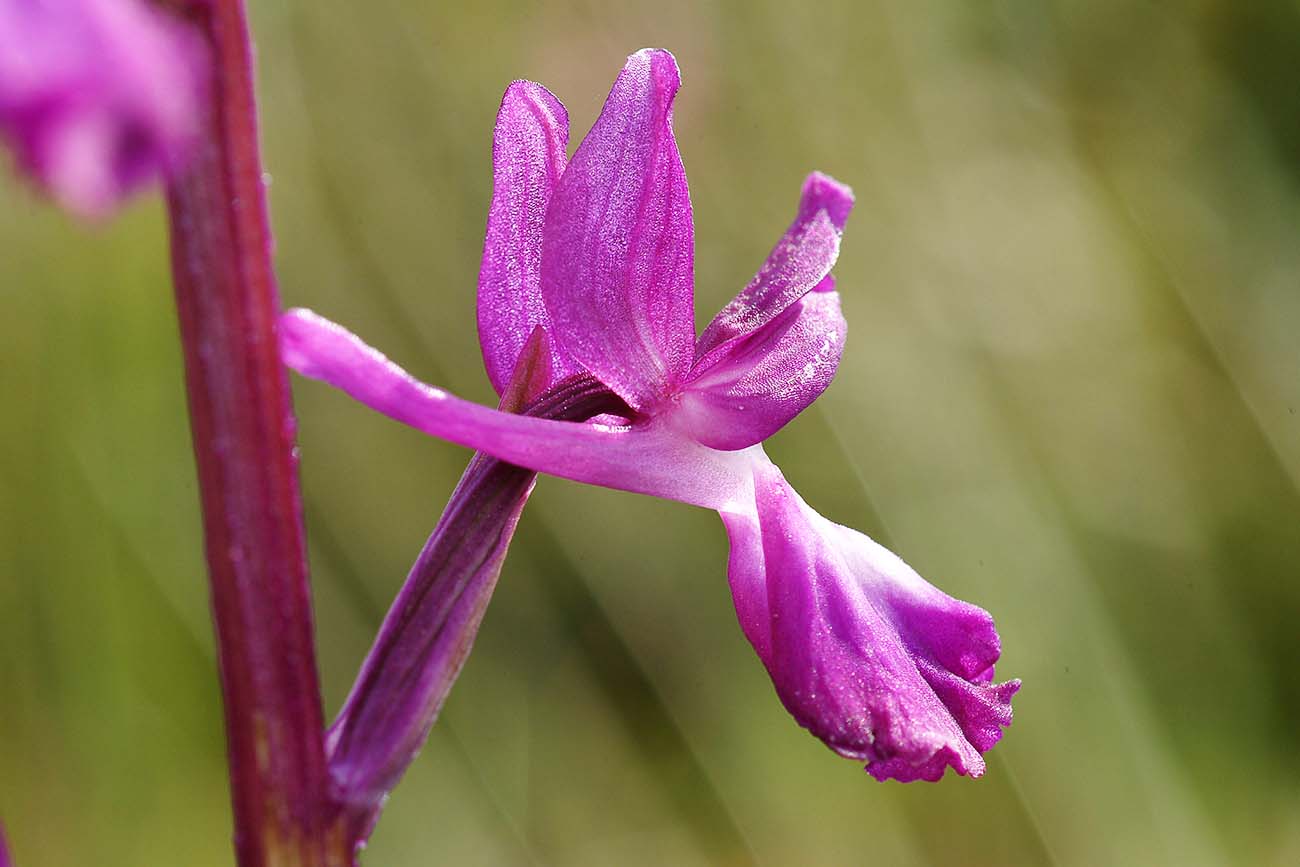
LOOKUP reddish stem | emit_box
[163,1,344,864]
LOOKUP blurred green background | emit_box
[3,0,1300,864]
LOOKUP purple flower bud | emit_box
[0,0,206,216]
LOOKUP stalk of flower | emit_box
[0,0,205,216]
[0,819,10,867]
[2,1,348,863]
[160,1,348,863]
[283,48,1021,783]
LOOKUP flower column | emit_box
[163,1,344,864]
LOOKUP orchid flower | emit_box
[282,48,1019,781]
[0,0,205,216]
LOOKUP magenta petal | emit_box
[0,0,205,217]
[678,279,845,450]
[477,81,579,395]
[696,172,853,358]
[724,457,1019,781]
[539,48,695,410]
[279,308,754,511]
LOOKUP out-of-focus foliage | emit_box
[3,1,1298,864]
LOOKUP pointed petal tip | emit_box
[628,48,682,91]
[499,79,569,127]
[278,307,328,373]
[801,172,855,230]
[280,307,354,369]
[614,49,682,118]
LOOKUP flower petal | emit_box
[696,172,853,358]
[477,81,579,395]
[280,308,754,511]
[678,278,845,450]
[0,0,205,217]
[539,48,695,410]
[723,455,1019,781]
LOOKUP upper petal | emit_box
[696,172,853,358]
[280,308,755,512]
[722,455,1019,781]
[0,0,206,217]
[677,277,845,450]
[477,81,579,395]
[539,48,695,410]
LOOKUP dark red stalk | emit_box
[162,1,343,864]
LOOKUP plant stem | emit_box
[163,1,344,864]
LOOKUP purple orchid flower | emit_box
[282,48,1019,781]
[0,0,205,216]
